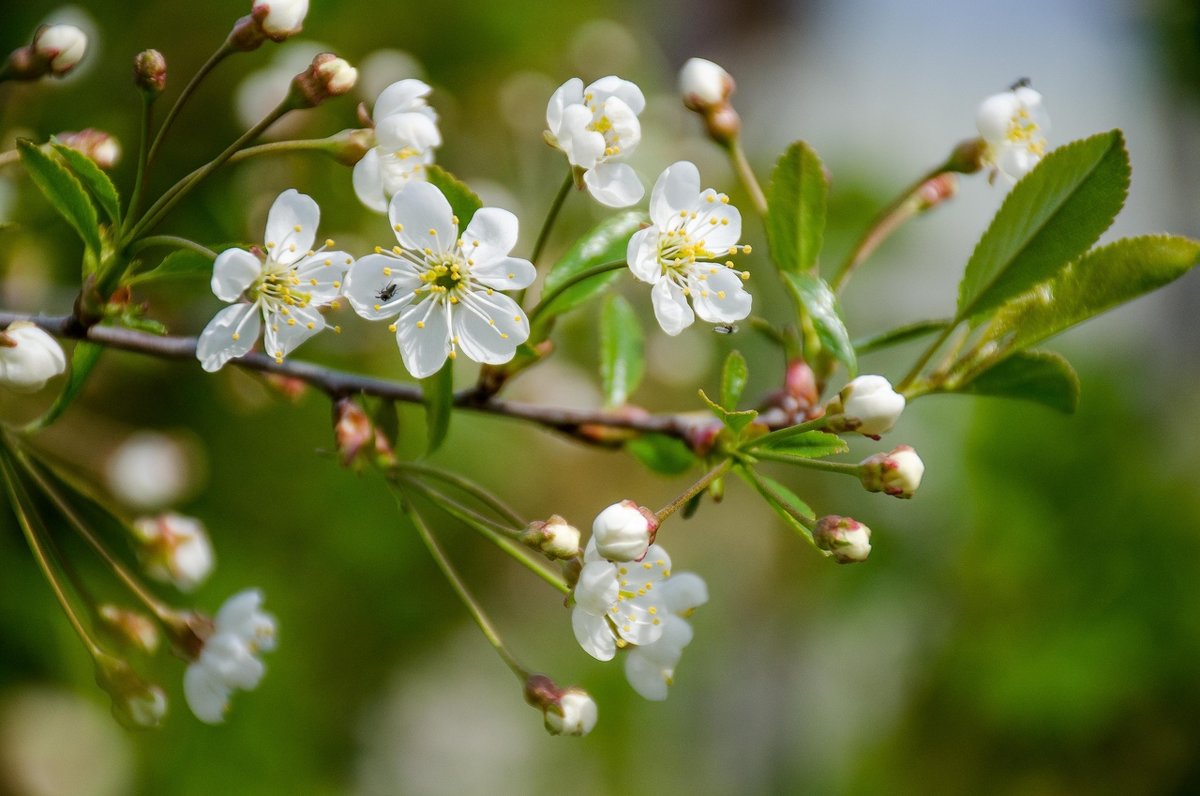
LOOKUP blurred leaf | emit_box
[736,467,817,545]
[782,272,856,376]
[767,140,827,273]
[752,430,848,459]
[426,165,482,229]
[698,388,757,436]
[957,130,1129,325]
[956,350,1080,413]
[18,139,102,257]
[854,319,950,355]
[721,350,748,409]
[533,210,646,337]
[23,342,103,432]
[52,141,121,226]
[984,235,1200,353]
[421,365,454,454]
[599,294,644,407]
[128,248,214,285]
[626,434,695,475]
[372,398,400,451]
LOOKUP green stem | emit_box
[388,460,525,527]
[127,235,217,259]
[896,320,959,394]
[146,41,236,168]
[749,450,860,475]
[656,458,733,524]
[742,415,831,450]
[530,171,574,266]
[124,94,157,234]
[401,497,531,681]
[527,258,627,324]
[226,137,340,165]
[737,465,817,531]
[725,138,768,217]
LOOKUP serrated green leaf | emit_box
[955,350,1079,413]
[52,142,121,226]
[984,235,1200,354]
[767,141,827,273]
[720,350,748,409]
[426,165,483,229]
[853,319,950,355]
[23,342,103,432]
[18,139,102,257]
[599,294,644,407]
[128,248,215,285]
[753,430,848,459]
[421,365,454,454]
[698,388,758,436]
[957,130,1130,325]
[782,272,856,376]
[626,434,695,475]
[533,210,646,337]
[736,467,817,545]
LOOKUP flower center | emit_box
[1005,109,1045,155]
[418,256,467,296]
[250,263,312,309]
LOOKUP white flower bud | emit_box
[544,688,598,736]
[99,604,161,655]
[0,322,66,393]
[289,53,358,108]
[679,57,733,110]
[317,56,357,95]
[124,684,168,728]
[859,445,925,499]
[33,24,88,76]
[57,129,121,169]
[591,500,657,562]
[252,0,308,41]
[522,515,581,560]
[105,431,193,511]
[131,513,215,592]
[831,375,905,437]
[813,515,872,564]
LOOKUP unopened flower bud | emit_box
[680,58,734,111]
[134,49,167,97]
[859,444,924,499]
[57,128,121,169]
[99,605,161,655]
[289,53,358,108]
[592,500,657,562]
[827,375,905,437]
[915,173,957,210]
[252,0,309,41]
[544,688,598,737]
[95,657,168,729]
[521,515,581,560]
[333,398,373,466]
[784,358,819,416]
[813,515,872,564]
[131,513,215,592]
[0,322,66,392]
[33,24,88,77]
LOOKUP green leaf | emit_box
[782,272,856,376]
[23,342,103,432]
[425,165,483,229]
[853,319,950,355]
[698,388,758,436]
[766,140,827,273]
[736,467,817,545]
[533,210,646,336]
[626,434,695,475]
[956,350,1080,413]
[956,130,1130,325]
[599,294,644,407]
[421,365,454,454]
[984,235,1200,354]
[128,248,215,285]
[720,350,748,409]
[18,139,102,257]
[753,430,848,459]
[52,142,121,226]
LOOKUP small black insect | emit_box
[713,323,739,335]
[376,282,398,302]
[1009,77,1032,91]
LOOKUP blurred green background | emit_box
[2,0,1200,793]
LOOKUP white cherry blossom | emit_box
[0,322,66,392]
[196,189,352,371]
[343,181,534,378]
[353,79,441,212]
[184,589,277,724]
[546,75,644,207]
[571,540,670,661]
[627,161,752,335]
[624,571,707,701]
[976,84,1049,182]
[131,513,215,592]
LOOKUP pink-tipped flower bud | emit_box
[333,398,373,466]
[859,444,924,499]
[252,0,309,41]
[813,515,872,564]
[0,322,66,392]
[289,53,358,108]
[592,500,658,562]
[99,605,161,655]
[784,358,820,416]
[524,675,597,737]
[827,375,905,437]
[95,657,168,729]
[130,513,215,592]
[57,128,121,169]
[134,49,167,97]
[915,172,958,211]
[679,57,741,145]
[33,24,88,76]
[521,515,582,560]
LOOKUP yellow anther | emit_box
[449,296,458,304]
[643,562,652,570]
[423,247,433,255]
[507,273,515,279]
[416,321,426,329]
[720,195,730,204]
[486,288,494,295]
[388,323,397,332]
[332,281,341,289]
[231,333,240,341]
[717,290,726,299]
[726,261,735,268]
[267,242,276,249]
[394,246,403,255]
[740,271,750,280]
[472,240,480,247]
[310,279,318,286]
[499,332,509,339]
[706,194,715,203]
[652,618,661,625]
[306,322,315,329]
[374,304,381,311]
[287,318,296,327]
[451,215,459,226]
[374,246,383,254]
[742,245,752,254]
[720,218,729,225]
[448,350,457,360]
[330,300,341,310]
[333,325,342,334]
[275,355,283,363]
[428,228,437,236]
[488,318,495,326]
[325,258,333,266]
[701,290,709,297]
[648,606,658,615]
[383,267,393,276]
[394,223,402,232]
[325,238,334,247]
[512,315,521,322]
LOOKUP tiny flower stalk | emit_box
[655,458,734,525]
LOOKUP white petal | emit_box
[199,634,264,690]
[454,292,529,365]
[600,96,641,153]
[397,300,451,378]
[263,304,324,360]
[546,78,584,135]
[638,616,694,664]
[650,161,701,229]
[661,572,709,614]
[613,599,666,647]
[574,560,619,615]
[353,149,388,213]
[196,304,260,372]
[690,266,752,324]
[378,148,431,197]
[557,105,604,170]
[184,663,230,724]
[975,92,1020,143]
[264,189,319,265]
[376,112,441,152]
[626,227,662,284]
[389,182,456,253]
[294,250,355,305]
[343,253,419,320]
[587,76,645,115]
[572,608,616,661]
[650,279,694,336]
[460,207,518,264]
[373,79,433,121]
[691,192,742,252]
[624,649,672,701]
[211,248,261,302]
[470,257,536,291]
[215,589,271,639]
[584,162,644,208]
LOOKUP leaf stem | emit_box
[656,458,733,524]
[896,320,959,394]
[127,235,218,259]
[387,460,525,527]
[749,450,860,475]
[527,258,627,324]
